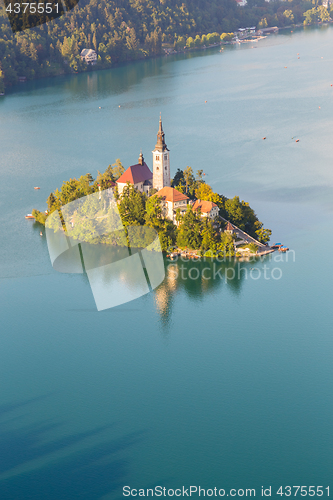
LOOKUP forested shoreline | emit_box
[0,0,331,92]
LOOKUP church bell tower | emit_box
[152,116,170,191]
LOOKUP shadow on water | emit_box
[0,397,142,500]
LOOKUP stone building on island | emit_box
[155,186,189,223]
[116,116,171,196]
[115,117,218,224]
[116,151,153,196]
[192,199,219,219]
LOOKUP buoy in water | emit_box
[205,100,207,103]
[262,137,266,140]
[284,66,287,68]
[319,106,321,109]
[295,139,299,142]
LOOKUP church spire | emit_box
[152,115,170,191]
[155,114,168,152]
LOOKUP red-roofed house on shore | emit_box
[192,199,219,219]
[116,151,153,196]
[155,186,189,222]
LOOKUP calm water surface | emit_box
[0,26,332,499]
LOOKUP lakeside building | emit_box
[236,27,256,39]
[192,199,219,219]
[80,49,97,64]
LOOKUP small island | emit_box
[32,117,275,259]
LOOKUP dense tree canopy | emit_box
[0,0,329,90]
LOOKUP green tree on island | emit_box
[111,159,125,180]
[254,222,272,244]
[177,207,202,249]
[118,183,146,226]
[201,219,218,254]
[171,169,185,189]
[183,166,195,195]
[145,195,163,228]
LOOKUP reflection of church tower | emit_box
[154,263,177,324]
[152,116,170,191]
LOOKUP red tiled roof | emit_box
[116,162,153,185]
[225,221,234,231]
[192,199,218,213]
[155,187,189,203]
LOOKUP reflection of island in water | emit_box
[52,240,260,315]
[43,189,275,315]
[154,256,255,323]
[45,189,165,311]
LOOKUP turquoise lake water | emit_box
[0,25,333,499]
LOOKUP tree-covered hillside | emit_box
[0,0,330,90]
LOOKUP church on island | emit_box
[116,116,190,223]
[116,116,218,223]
